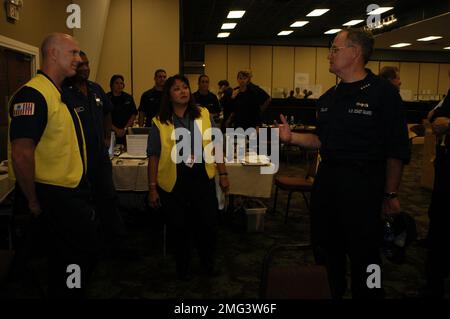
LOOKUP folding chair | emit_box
[272,150,320,223]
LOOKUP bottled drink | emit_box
[383,215,395,259]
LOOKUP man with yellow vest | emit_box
[147,75,229,280]
[8,33,98,298]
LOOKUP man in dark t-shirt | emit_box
[229,70,270,130]
[138,69,166,127]
[193,74,221,120]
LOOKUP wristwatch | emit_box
[384,192,398,199]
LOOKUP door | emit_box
[0,48,32,161]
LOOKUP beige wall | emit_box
[96,0,180,100]
[73,0,111,81]
[205,44,338,98]
[250,46,272,95]
[0,0,72,62]
[205,44,448,101]
[96,0,132,94]
[132,0,179,100]
[272,47,295,96]
[227,45,250,84]
[204,45,227,94]
[438,64,450,95]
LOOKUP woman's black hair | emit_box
[158,74,200,124]
[109,74,124,91]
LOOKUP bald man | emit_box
[8,33,98,298]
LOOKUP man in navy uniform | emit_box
[64,51,126,255]
[278,28,410,298]
[138,69,167,127]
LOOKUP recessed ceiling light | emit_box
[367,7,394,15]
[278,30,293,36]
[417,36,443,42]
[290,21,309,27]
[443,47,450,50]
[306,9,330,17]
[227,10,245,19]
[324,29,341,34]
[217,32,230,38]
[342,20,364,26]
[390,43,411,48]
[221,23,237,30]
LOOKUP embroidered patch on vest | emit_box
[13,102,35,117]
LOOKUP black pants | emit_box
[158,163,218,278]
[90,152,126,246]
[15,180,99,298]
[426,147,450,294]
[310,160,385,299]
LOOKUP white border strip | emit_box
[0,34,39,75]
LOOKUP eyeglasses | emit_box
[329,45,354,54]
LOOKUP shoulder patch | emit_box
[13,102,35,117]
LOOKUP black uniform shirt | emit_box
[430,88,450,152]
[220,87,234,123]
[9,86,48,143]
[233,83,270,130]
[316,70,410,163]
[138,87,163,127]
[107,91,137,129]
[63,80,112,177]
[193,91,221,114]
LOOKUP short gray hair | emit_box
[340,28,374,64]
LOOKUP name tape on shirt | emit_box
[13,102,35,117]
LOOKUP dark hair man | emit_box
[138,69,167,127]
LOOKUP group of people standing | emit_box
[6,27,450,299]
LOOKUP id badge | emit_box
[185,155,196,168]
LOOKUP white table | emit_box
[0,174,14,203]
[111,158,275,198]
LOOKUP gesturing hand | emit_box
[275,114,292,143]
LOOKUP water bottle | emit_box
[383,215,395,259]
[290,115,295,126]
[109,131,116,157]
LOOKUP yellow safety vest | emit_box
[152,107,216,192]
[8,74,87,188]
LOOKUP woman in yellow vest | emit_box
[147,74,229,280]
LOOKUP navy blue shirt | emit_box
[107,91,137,129]
[232,83,270,130]
[138,87,163,127]
[63,80,112,178]
[193,91,221,114]
[316,70,410,163]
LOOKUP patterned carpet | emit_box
[2,144,449,298]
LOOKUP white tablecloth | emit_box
[111,158,275,198]
[0,174,14,203]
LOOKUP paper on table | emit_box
[241,154,271,166]
[126,135,148,156]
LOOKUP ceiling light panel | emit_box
[342,20,364,26]
[227,11,246,19]
[221,23,237,30]
[306,9,330,17]
[367,7,394,15]
[290,21,309,27]
[324,29,341,34]
[417,36,443,41]
[390,43,411,48]
[278,30,293,36]
[217,32,230,38]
